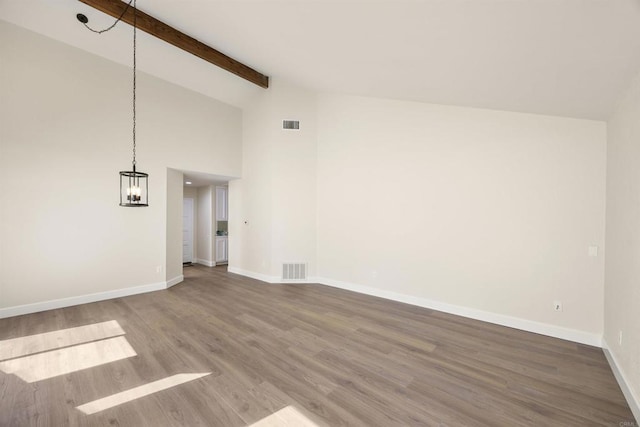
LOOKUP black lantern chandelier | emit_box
[118,0,148,207]
[78,0,149,207]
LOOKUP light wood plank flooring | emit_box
[0,264,635,426]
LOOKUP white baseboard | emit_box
[0,281,167,319]
[166,275,184,288]
[228,266,316,284]
[196,259,215,267]
[602,338,640,423]
[225,269,601,346]
[227,266,279,283]
[315,276,601,347]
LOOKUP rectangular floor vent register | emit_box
[282,263,307,280]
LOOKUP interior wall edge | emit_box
[0,281,170,319]
[316,276,602,347]
[228,267,602,347]
[196,259,216,267]
[166,275,184,288]
[228,266,321,284]
[227,266,280,284]
[602,338,640,423]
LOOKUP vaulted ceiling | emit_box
[3,0,640,119]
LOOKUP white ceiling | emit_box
[3,0,640,119]
[182,170,231,188]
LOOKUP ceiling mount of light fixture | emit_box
[78,0,149,207]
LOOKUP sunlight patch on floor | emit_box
[0,321,213,418]
[249,406,323,427]
[0,320,125,360]
[0,336,136,382]
[76,373,211,415]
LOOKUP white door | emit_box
[183,198,194,263]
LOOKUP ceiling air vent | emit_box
[283,120,300,130]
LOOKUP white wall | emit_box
[183,186,199,262]
[183,187,200,199]
[0,18,621,369]
[229,81,317,280]
[197,186,213,264]
[0,21,241,310]
[230,87,607,342]
[316,94,607,339]
[605,70,640,415]
[166,170,184,282]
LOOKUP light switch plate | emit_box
[588,246,598,257]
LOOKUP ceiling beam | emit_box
[78,0,269,88]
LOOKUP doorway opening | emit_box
[180,171,232,275]
[182,198,194,265]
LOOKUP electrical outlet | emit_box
[619,330,623,346]
[553,301,563,312]
[156,265,162,273]
[372,271,378,279]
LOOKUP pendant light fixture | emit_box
[119,0,148,206]
[78,0,149,207]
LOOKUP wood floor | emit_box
[0,264,635,426]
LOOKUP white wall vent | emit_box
[282,263,307,280]
[283,120,300,130]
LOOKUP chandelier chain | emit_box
[81,0,133,34]
[79,0,137,167]
[132,0,137,167]
[82,0,149,206]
